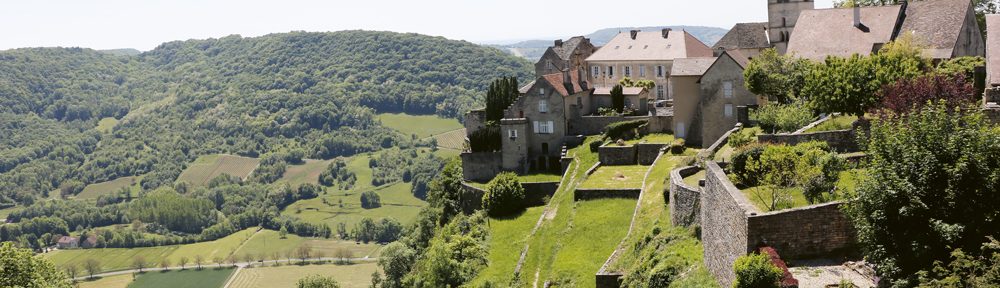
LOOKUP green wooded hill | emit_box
[0,30,533,205]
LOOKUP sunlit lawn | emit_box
[579,165,648,190]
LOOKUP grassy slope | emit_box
[0,206,22,220]
[176,154,261,186]
[286,182,424,229]
[470,206,545,285]
[512,136,642,287]
[229,262,377,288]
[277,158,336,187]
[377,112,463,138]
[127,267,235,288]
[806,115,858,133]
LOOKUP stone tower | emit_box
[767,0,814,54]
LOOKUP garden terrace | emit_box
[579,165,648,190]
[804,115,858,133]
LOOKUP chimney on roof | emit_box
[662,28,672,39]
[554,39,563,47]
[630,30,639,40]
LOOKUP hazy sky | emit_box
[0,0,835,51]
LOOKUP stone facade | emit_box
[670,166,702,227]
[695,51,759,147]
[768,0,814,54]
[574,188,642,201]
[535,37,596,77]
[505,76,572,172]
[465,109,488,136]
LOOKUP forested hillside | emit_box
[0,30,532,205]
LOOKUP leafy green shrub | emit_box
[751,102,815,133]
[795,148,845,203]
[728,128,758,148]
[670,139,686,154]
[603,120,648,141]
[731,143,767,186]
[469,126,501,152]
[360,191,381,209]
[733,252,782,288]
[482,172,526,217]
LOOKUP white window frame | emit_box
[592,66,600,77]
[724,104,734,118]
[639,65,646,77]
[624,66,631,77]
[533,121,554,134]
[657,86,665,100]
[723,81,733,98]
[508,129,518,138]
[538,100,548,113]
[539,88,546,96]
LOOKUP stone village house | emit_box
[462,0,984,181]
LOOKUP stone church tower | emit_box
[768,0,814,54]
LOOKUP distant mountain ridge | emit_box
[490,25,729,60]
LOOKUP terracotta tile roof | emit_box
[550,36,589,60]
[787,6,902,61]
[539,72,584,97]
[987,15,1000,86]
[586,30,713,62]
[57,236,78,244]
[671,57,719,76]
[713,22,770,50]
[593,87,646,95]
[898,0,973,59]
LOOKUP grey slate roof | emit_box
[898,0,973,59]
[712,22,770,50]
[787,5,902,61]
[671,57,719,76]
[593,87,646,95]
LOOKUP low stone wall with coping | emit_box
[757,129,858,152]
[670,166,702,227]
[571,115,652,135]
[460,151,502,182]
[598,145,637,165]
[636,143,667,165]
[574,188,642,201]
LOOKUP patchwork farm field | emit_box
[229,262,377,288]
[176,154,260,186]
[76,274,132,288]
[128,267,235,288]
[377,112,463,138]
[285,182,425,229]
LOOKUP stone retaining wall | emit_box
[636,143,667,165]
[460,152,503,182]
[669,166,702,227]
[747,202,856,259]
[700,161,857,287]
[574,188,641,201]
[571,115,651,136]
[598,145,637,165]
[758,129,858,152]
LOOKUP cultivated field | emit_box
[278,158,337,186]
[233,229,381,260]
[176,154,261,186]
[46,228,257,273]
[433,128,466,150]
[76,176,140,200]
[377,112,463,138]
[229,262,377,288]
[128,267,235,288]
